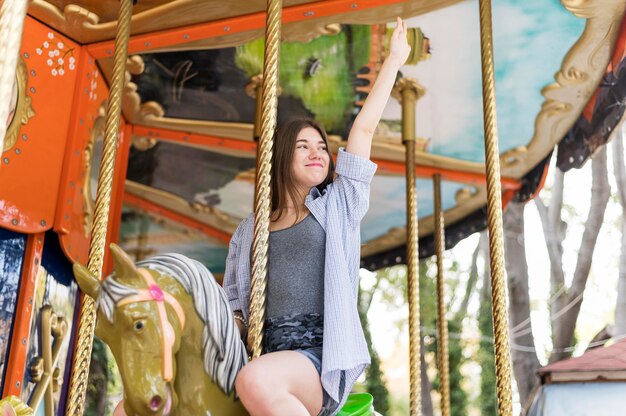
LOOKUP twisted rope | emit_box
[66,0,133,413]
[433,174,451,416]
[0,0,28,154]
[248,0,282,359]
[478,0,513,414]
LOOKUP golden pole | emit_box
[66,0,133,413]
[478,0,514,413]
[392,78,424,416]
[0,0,28,155]
[433,173,451,416]
[248,0,282,359]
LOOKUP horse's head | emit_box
[74,244,185,416]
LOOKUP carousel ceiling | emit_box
[28,0,626,271]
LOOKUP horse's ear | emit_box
[73,263,101,299]
[110,243,142,285]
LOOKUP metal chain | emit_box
[66,0,133,413]
[248,0,282,359]
[478,0,514,413]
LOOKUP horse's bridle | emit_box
[117,268,186,382]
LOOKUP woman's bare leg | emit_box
[235,351,323,416]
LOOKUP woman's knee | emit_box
[235,364,273,406]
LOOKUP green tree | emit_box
[359,303,391,415]
[477,280,497,415]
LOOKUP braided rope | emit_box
[66,0,133,413]
[433,174,451,416]
[478,0,513,414]
[248,0,282,359]
[0,0,28,153]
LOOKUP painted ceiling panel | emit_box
[382,0,586,162]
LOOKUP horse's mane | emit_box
[97,254,247,395]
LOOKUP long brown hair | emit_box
[270,118,335,221]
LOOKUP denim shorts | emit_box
[296,346,323,375]
[295,347,336,415]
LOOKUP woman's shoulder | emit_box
[232,213,255,239]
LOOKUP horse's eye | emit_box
[134,321,144,331]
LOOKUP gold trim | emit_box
[131,135,158,150]
[503,0,626,178]
[125,180,240,235]
[3,57,35,152]
[82,104,106,237]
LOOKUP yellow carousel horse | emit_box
[73,244,248,416]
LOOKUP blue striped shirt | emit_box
[223,148,377,414]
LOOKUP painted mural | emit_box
[134,26,372,139]
[0,229,26,393]
[384,0,586,162]
[19,234,78,415]
[118,206,229,276]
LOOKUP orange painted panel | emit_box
[53,45,116,265]
[0,17,80,233]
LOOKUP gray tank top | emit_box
[261,214,326,353]
[267,214,325,318]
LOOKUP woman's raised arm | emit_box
[345,17,411,159]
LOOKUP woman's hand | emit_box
[388,17,411,66]
[345,17,411,159]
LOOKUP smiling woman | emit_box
[270,119,335,228]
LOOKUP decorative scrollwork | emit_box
[3,57,35,152]
[82,104,106,237]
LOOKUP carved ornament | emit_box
[26,305,68,415]
[3,58,35,152]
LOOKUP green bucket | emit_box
[337,393,374,416]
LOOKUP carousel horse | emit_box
[0,397,32,416]
[73,244,248,416]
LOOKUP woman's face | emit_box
[291,127,330,190]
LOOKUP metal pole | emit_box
[433,173,451,416]
[393,78,425,416]
[248,0,282,359]
[478,0,514,413]
[66,0,133,413]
